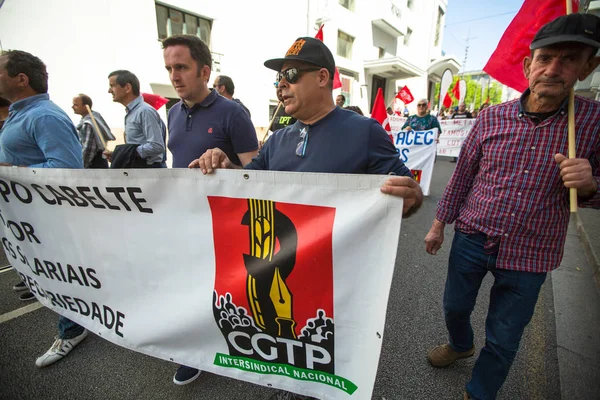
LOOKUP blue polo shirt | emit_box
[167,90,258,168]
[245,107,412,176]
[0,94,82,169]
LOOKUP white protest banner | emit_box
[388,128,437,197]
[381,115,436,195]
[0,168,403,400]
[437,119,476,157]
[388,115,407,133]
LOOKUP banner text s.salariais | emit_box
[0,207,101,290]
[0,178,154,213]
[15,270,126,337]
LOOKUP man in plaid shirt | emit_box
[72,94,114,168]
[424,14,600,400]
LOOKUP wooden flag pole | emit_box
[568,90,577,212]
[566,0,577,212]
[85,105,107,150]
[262,102,283,144]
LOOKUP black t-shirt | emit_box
[270,106,297,132]
[451,111,473,119]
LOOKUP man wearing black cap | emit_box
[192,37,422,215]
[191,36,423,400]
[424,13,600,400]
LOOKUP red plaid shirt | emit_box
[437,92,600,273]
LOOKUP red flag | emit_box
[443,92,453,109]
[452,82,460,100]
[333,69,342,90]
[315,24,343,90]
[142,93,169,110]
[371,88,393,142]
[396,86,414,104]
[483,0,578,92]
[315,24,324,41]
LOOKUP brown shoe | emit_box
[464,392,471,400]
[427,343,475,367]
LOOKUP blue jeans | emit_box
[58,316,85,339]
[444,231,547,400]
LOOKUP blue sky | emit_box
[442,0,526,72]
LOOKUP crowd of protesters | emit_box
[1,12,599,400]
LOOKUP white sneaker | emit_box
[35,329,88,368]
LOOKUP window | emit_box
[198,18,211,46]
[156,5,168,39]
[337,31,355,59]
[185,14,198,36]
[269,103,278,121]
[339,0,355,11]
[434,7,444,47]
[155,3,212,46]
[170,9,183,35]
[404,28,412,46]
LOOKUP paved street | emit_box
[0,159,597,400]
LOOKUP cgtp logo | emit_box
[411,169,422,183]
[209,197,346,377]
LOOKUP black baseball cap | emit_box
[264,37,336,77]
[530,13,600,50]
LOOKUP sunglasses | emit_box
[274,67,321,88]
[417,103,428,107]
[296,126,309,157]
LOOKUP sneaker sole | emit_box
[20,294,37,301]
[173,370,202,385]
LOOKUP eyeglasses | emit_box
[296,126,309,157]
[274,67,321,88]
[417,103,427,107]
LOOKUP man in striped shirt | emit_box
[424,14,600,400]
[72,94,114,169]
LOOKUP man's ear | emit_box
[523,56,532,80]
[125,83,132,94]
[17,73,30,88]
[579,56,600,81]
[201,64,211,84]
[318,69,330,87]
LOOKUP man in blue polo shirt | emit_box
[162,34,258,385]
[163,35,258,170]
[0,49,88,368]
[191,36,423,400]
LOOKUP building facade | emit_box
[576,0,600,100]
[0,0,458,147]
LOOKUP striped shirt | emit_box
[77,113,105,168]
[436,90,600,273]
